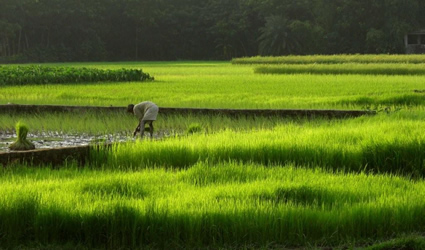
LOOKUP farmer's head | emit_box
[127,104,134,113]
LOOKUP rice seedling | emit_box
[93,111,425,177]
[0,163,424,248]
[0,111,295,136]
[186,122,203,134]
[8,121,35,150]
[232,54,425,64]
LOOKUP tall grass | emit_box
[255,63,425,75]
[232,54,425,64]
[0,164,424,248]
[93,112,425,176]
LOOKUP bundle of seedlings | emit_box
[186,123,203,134]
[8,121,35,150]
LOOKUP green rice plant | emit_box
[8,121,35,150]
[0,112,297,137]
[0,65,154,86]
[254,63,425,75]
[232,54,425,64]
[0,164,425,248]
[93,112,425,176]
[186,123,203,134]
[0,191,39,246]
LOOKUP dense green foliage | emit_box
[233,54,425,64]
[3,61,425,109]
[254,63,425,75]
[1,0,425,62]
[1,164,425,248]
[0,65,153,85]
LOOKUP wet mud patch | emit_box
[0,129,175,152]
[0,131,131,152]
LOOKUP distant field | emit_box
[255,63,425,75]
[2,61,425,109]
[232,54,425,64]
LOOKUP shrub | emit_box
[0,65,154,86]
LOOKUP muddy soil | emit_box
[0,131,169,152]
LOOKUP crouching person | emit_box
[127,101,159,139]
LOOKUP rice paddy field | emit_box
[2,55,425,249]
[2,60,425,109]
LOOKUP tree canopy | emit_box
[1,0,424,62]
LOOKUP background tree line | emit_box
[1,0,425,62]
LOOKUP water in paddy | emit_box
[0,131,136,152]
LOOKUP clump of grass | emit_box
[8,121,35,151]
[186,123,203,134]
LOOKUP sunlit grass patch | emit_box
[93,112,425,176]
[0,164,424,248]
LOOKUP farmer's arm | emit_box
[133,122,141,137]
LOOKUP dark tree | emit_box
[0,0,424,62]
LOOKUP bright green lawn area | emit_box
[1,61,425,109]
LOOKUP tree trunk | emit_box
[135,24,139,60]
[25,33,29,51]
[6,37,10,56]
[18,28,22,54]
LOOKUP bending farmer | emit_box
[127,101,159,138]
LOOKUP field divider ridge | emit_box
[0,144,111,167]
[0,104,376,118]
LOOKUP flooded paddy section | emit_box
[0,131,131,152]
[0,129,176,152]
